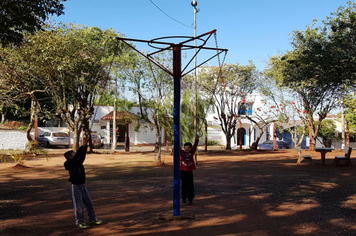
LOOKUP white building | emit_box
[205,92,275,149]
[90,106,161,146]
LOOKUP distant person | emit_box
[64,140,102,229]
[180,135,199,205]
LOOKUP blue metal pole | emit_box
[173,44,181,216]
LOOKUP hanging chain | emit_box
[214,32,229,107]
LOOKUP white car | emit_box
[38,132,70,148]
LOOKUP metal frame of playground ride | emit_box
[116,29,228,216]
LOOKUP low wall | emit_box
[0,131,28,150]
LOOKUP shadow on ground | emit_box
[0,149,356,236]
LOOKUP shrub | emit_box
[4,152,27,165]
[18,126,27,131]
[207,140,220,146]
[27,141,48,158]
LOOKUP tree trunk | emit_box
[154,133,161,153]
[239,120,243,150]
[346,119,350,147]
[72,127,80,151]
[250,136,262,150]
[273,121,277,150]
[26,97,39,142]
[1,112,5,124]
[309,124,315,151]
[156,140,162,163]
[226,135,232,150]
[204,121,207,152]
[155,132,162,162]
[85,125,94,153]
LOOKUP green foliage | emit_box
[6,23,134,150]
[180,90,195,144]
[118,50,175,152]
[344,94,356,137]
[18,126,27,131]
[27,141,49,158]
[198,62,260,149]
[207,140,219,146]
[0,0,67,46]
[264,1,356,149]
[0,153,6,163]
[317,119,338,146]
[2,152,27,165]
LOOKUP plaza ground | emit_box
[1,148,356,236]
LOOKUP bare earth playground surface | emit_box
[1,148,356,236]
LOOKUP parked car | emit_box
[38,131,70,148]
[258,140,290,150]
[91,133,103,148]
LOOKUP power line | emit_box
[149,0,193,29]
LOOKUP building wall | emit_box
[205,93,270,149]
[90,106,162,145]
[0,131,28,150]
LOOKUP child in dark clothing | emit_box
[64,144,102,229]
[180,136,199,205]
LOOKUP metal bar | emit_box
[178,29,217,46]
[147,47,172,57]
[148,55,173,76]
[182,46,227,74]
[173,45,182,216]
[182,49,227,77]
[120,40,173,76]
[181,45,228,51]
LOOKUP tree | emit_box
[318,119,338,147]
[0,37,47,142]
[265,1,356,150]
[244,106,277,151]
[29,23,131,150]
[0,77,18,123]
[0,0,67,46]
[324,1,356,87]
[120,51,174,161]
[259,76,308,152]
[198,62,259,150]
[343,94,356,140]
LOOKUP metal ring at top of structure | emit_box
[148,36,205,50]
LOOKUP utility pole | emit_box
[191,0,199,163]
[341,99,345,149]
[112,76,117,151]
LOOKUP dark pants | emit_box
[71,184,97,225]
[181,170,194,201]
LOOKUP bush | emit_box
[27,141,48,158]
[207,140,220,146]
[1,152,27,165]
[18,126,27,131]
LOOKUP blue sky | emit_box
[52,0,349,71]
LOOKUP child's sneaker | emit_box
[77,222,90,229]
[89,219,103,225]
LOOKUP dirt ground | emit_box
[1,147,356,236]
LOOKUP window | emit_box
[238,103,246,115]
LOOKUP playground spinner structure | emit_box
[116,29,228,216]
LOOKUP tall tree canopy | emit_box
[118,51,174,160]
[198,61,259,150]
[0,23,132,150]
[265,1,356,150]
[0,0,67,46]
[33,24,131,150]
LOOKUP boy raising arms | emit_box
[64,142,102,229]
[180,136,199,205]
